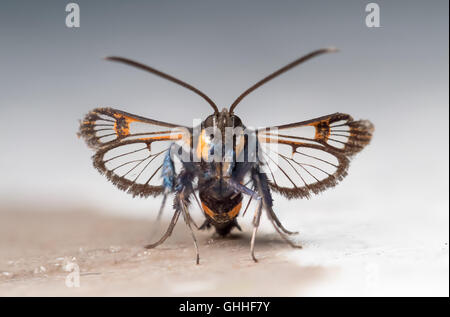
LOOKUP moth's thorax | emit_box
[195,109,246,176]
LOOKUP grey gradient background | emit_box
[0,0,448,295]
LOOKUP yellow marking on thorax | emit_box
[196,129,210,161]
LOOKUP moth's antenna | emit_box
[229,47,338,113]
[105,56,219,114]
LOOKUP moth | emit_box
[78,48,374,264]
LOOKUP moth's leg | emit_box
[267,212,302,249]
[253,169,302,249]
[145,208,181,249]
[227,178,261,200]
[172,166,201,264]
[266,208,298,235]
[228,177,297,235]
[156,191,168,221]
[172,143,203,263]
[250,200,263,262]
[148,191,170,240]
[227,175,301,250]
[179,191,200,265]
[225,178,263,262]
[253,169,299,235]
[189,192,204,230]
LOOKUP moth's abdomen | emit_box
[199,190,243,225]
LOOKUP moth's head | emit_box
[203,108,243,130]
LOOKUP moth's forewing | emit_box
[78,107,191,197]
[257,113,374,199]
